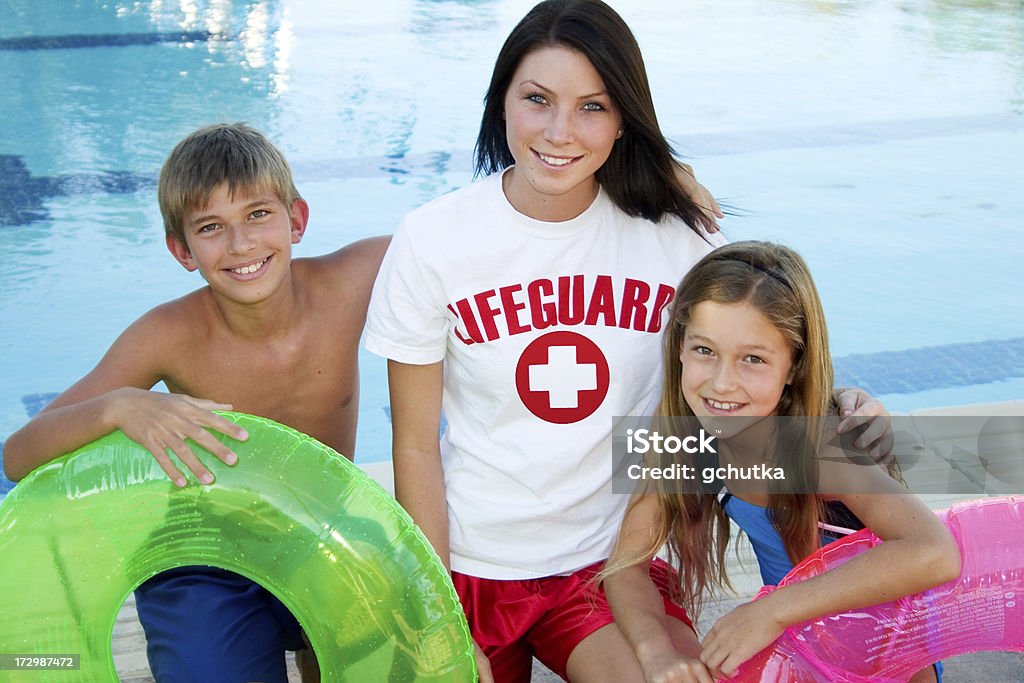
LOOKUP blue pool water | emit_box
[2,0,1022,494]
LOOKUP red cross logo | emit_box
[515,331,610,424]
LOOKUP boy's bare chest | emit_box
[167,331,359,444]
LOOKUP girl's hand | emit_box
[110,388,246,487]
[699,600,785,678]
[638,643,716,683]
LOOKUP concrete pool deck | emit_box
[110,399,1023,681]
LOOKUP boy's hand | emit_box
[109,388,248,487]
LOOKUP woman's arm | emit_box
[700,468,960,677]
[387,359,449,566]
[387,359,497,682]
[605,492,713,683]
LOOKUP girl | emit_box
[604,241,961,683]
[364,2,884,680]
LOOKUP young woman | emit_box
[365,2,884,681]
[603,241,960,683]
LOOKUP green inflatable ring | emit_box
[0,412,475,682]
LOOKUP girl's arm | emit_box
[700,466,961,678]
[605,492,714,683]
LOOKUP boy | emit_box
[3,123,388,683]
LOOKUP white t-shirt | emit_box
[365,170,719,579]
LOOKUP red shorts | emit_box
[452,558,693,682]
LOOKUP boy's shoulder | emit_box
[294,235,390,291]
[87,288,216,389]
[128,289,217,343]
[290,235,390,322]
[302,234,390,272]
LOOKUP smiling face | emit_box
[501,45,623,222]
[166,182,308,305]
[680,300,795,434]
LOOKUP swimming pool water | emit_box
[2,0,1022,493]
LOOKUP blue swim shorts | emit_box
[134,566,305,683]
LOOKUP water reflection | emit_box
[912,0,1024,109]
[2,1,288,179]
[1,0,1022,488]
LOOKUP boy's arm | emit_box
[605,492,713,683]
[3,309,246,484]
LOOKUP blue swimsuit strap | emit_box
[717,487,865,536]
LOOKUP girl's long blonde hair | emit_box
[605,241,834,617]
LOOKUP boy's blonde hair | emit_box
[158,123,300,244]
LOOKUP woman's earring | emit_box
[616,128,624,138]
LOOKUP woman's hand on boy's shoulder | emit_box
[675,163,723,234]
[108,388,247,487]
[834,387,894,464]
